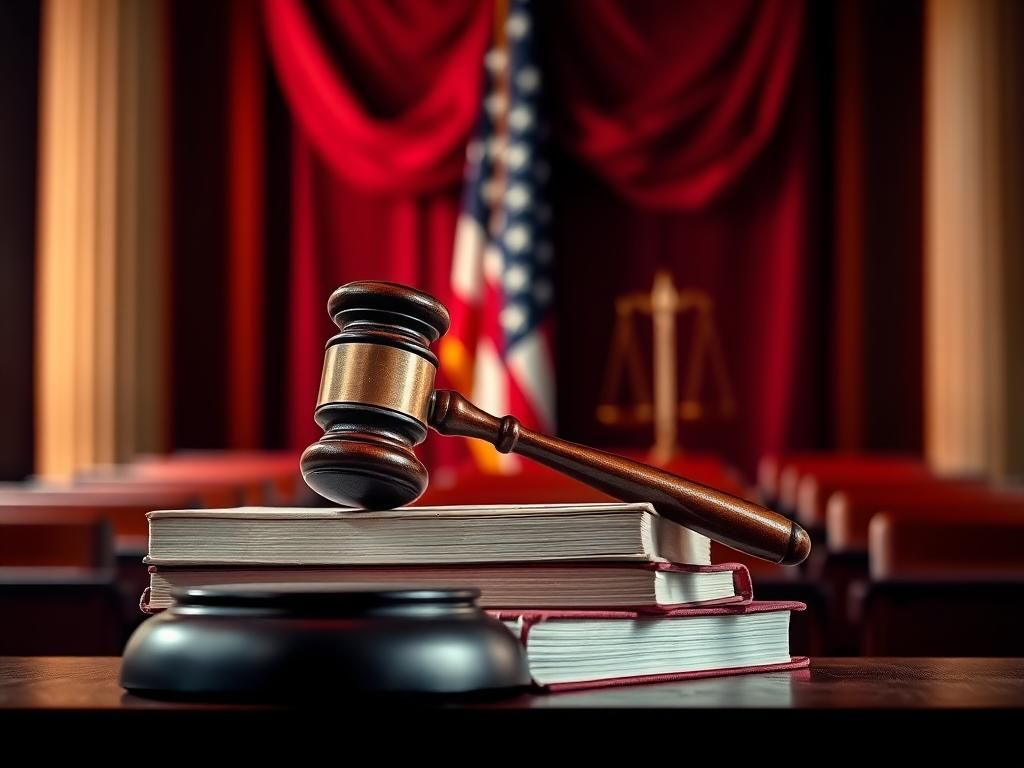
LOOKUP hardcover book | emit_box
[144,503,711,566]
[141,561,753,613]
[492,601,808,691]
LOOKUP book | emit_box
[492,601,808,691]
[144,503,711,567]
[140,561,753,613]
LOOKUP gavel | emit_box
[300,281,811,565]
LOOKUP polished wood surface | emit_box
[2,657,1020,749]
[2,657,1022,710]
[431,390,811,565]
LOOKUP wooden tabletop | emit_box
[0,655,1019,757]
[3,656,1023,709]
[2,659,1015,753]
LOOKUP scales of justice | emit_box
[597,270,737,464]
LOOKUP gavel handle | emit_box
[429,390,810,565]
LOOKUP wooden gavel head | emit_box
[301,280,811,565]
[300,281,450,509]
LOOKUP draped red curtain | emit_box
[544,1,804,210]
[266,0,490,194]
[263,0,822,475]
[264,0,488,468]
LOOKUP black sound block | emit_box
[120,583,531,702]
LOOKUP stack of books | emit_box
[140,503,808,691]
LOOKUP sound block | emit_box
[120,583,531,702]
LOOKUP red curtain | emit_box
[266,0,490,194]
[264,0,489,464]
[544,0,803,210]
[263,0,820,476]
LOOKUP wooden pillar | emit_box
[924,0,1024,479]
[36,0,167,479]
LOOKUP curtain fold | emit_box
[266,0,803,204]
[264,0,491,194]
[541,0,803,209]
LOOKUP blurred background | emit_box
[0,0,1022,658]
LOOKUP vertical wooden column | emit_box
[830,1,925,454]
[131,0,168,460]
[925,0,1024,479]
[36,0,167,479]
[1001,2,1024,479]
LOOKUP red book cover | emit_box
[490,601,809,692]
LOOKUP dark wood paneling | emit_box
[0,1,40,480]
[169,1,231,449]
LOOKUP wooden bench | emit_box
[0,518,114,568]
[758,454,927,517]
[0,495,193,640]
[127,450,306,504]
[73,475,265,507]
[818,488,1023,654]
[859,508,1024,655]
[0,579,123,655]
[0,517,122,655]
[0,489,196,538]
[795,465,942,530]
[826,484,1023,556]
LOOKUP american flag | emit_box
[440,0,555,472]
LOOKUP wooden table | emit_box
[2,657,1022,746]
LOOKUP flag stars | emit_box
[508,106,534,132]
[506,143,529,170]
[504,224,532,253]
[500,302,529,335]
[505,183,532,211]
[461,4,552,347]
[506,12,530,40]
[504,264,530,292]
